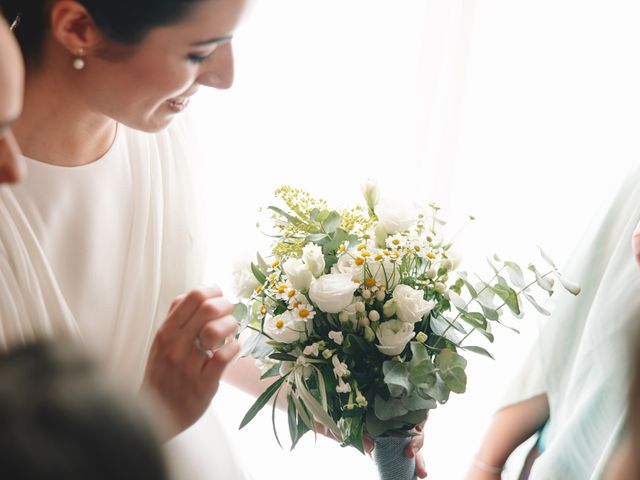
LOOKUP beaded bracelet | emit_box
[472,457,503,475]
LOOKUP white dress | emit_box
[0,120,247,479]
[502,166,640,479]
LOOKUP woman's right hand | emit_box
[142,286,240,438]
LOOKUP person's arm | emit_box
[465,394,549,480]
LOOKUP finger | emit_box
[164,286,223,331]
[363,437,374,456]
[199,315,239,351]
[408,432,425,452]
[633,221,640,266]
[168,294,186,316]
[415,451,428,478]
[202,338,241,384]
[182,296,234,339]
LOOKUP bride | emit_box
[0,0,426,478]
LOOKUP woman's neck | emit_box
[13,66,117,167]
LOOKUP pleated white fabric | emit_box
[0,119,246,479]
[502,167,640,479]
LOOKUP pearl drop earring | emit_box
[73,48,85,70]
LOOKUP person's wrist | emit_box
[472,457,503,475]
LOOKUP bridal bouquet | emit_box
[233,182,579,480]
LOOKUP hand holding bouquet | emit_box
[234,182,579,480]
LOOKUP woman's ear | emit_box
[49,1,103,57]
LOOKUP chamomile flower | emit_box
[386,234,408,250]
[292,303,316,323]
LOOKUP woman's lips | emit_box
[167,97,191,113]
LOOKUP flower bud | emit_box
[383,299,397,318]
[427,268,437,279]
[435,282,447,293]
[355,301,366,313]
[362,290,372,300]
[369,310,381,322]
[363,326,376,343]
[416,331,429,344]
[338,311,349,323]
[375,290,386,302]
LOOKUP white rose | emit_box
[309,273,359,313]
[231,260,261,299]
[265,311,304,343]
[283,258,313,291]
[375,197,417,234]
[302,243,326,278]
[393,284,435,324]
[371,260,400,290]
[375,320,415,356]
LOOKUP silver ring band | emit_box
[194,336,214,359]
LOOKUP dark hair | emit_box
[0,341,169,480]
[1,0,203,62]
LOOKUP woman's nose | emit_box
[197,43,234,90]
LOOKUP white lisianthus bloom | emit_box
[332,250,364,283]
[302,243,325,278]
[309,273,359,313]
[375,320,415,356]
[265,311,304,343]
[303,343,320,357]
[283,258,313,291]
[376,197,417,234]
[231,260,261,299]
[328,330,344,345]
[361,178,380,212]
[393,284,435,324]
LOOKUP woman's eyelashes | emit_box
[187,51,215,65]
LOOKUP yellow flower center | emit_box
[255,285,264,294]
[392,239,400,246]
[275,319,284,329]
[414,246,422,252]
[338,245,347,254]
[298,308,310,318]
[277,284,287,294]
[355,257,365,266]
[427,252,436,259]
[260,306,267,315]
[374,254,383,261]
[383,250,391,256]
[272,260,281,268]
[365,278,376,287]
[357,244,367,251]
[361,251,371,258]
[288,289,297,298]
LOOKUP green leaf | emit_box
[528,264,554,293]
[240,375,287,429]
[539,246,556,269]
[460,312,487,330]
[522,291,551,316]
[463,279,479,299]
[233,303,250,330]
[251,262,267,285]
[384,362,413,398]
[366,409,403,438]
[408,359,437,388]
[401,392,437,411]
[553,271,581,296]
[480,305,499,321]
[504,261,525,289]
[492,284,521,316]
[260,363,281,380]
[461,345,495,359]
[418,377,450,403]
[322,211,341,234]
[343,334,369,355]
[272,386,284,449]
[409,341,430,365]
[436,350,467,394]
[269,353,297,362]
[268,205,302,225]
[374,395,409,421]
[287,395,298,448]
[306,233,329,244]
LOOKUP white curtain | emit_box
[190,1,640,478]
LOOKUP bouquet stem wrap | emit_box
[373,437,417,480]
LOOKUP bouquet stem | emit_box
[373,436,417,480]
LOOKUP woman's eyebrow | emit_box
[189,35,233,47]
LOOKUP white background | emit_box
[189,1,640,478]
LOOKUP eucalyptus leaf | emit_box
[401,392,437,411]
[429,315,462,343]
[539,246,557,268]
[436,350,467,394]
[522,291,551,316]
[492,283,521,316]
[418,377,451,403]
[504,261,525,288]
[461,345,495,359]
[460,312,487,330]
[268,205,302,225]
[374,395,409,421]
[384,362,413,398]
[322,211,341,234]
[528,264,554,293]
[251,262,267,285]
[554,271,581,295]
[408,359,437,388]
